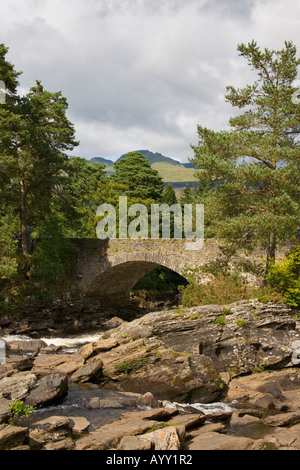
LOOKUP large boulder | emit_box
[25,373,68,408]
[93,301,300,402]
[0,424,29,450]
[0,399,11,424]
[75,408,178,450]
[33,353,84,376]
[6,339,47,355]
[0,372,37,401]
[118,425,185,450]
[70,357,103,384]
[184,431,265,450]
[28,416,71,449]
[225,369,300,410]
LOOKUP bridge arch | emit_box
[73,247,188,305]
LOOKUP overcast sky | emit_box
[1,0,300,162]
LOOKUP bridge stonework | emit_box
[67,238,293,306]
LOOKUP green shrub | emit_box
[115,357,148,375]
[9,400,36,425]
[265,247,300,307]
[213,315,226,326]
[179,265,286,308]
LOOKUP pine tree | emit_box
[0,73,78,259]
[112,152,164,201]
[192,41,300,272]
[180,184,193,205]
[161,184,178,205]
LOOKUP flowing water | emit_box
[3,330,237,431]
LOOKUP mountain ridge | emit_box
[89,150,195,169]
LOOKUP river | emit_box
[3,330,236,431]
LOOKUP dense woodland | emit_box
[0,41,299,309]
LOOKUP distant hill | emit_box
[117,150,182,166]
[87,150,196,193]
[152,162,196,183]
[182,162,196,169]
[89,156,114,169]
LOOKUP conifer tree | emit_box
[112,152,164,201]
[192,41,300,272]
[161,184,178,205]
[0,57,78,259]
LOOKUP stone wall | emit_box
[65,238,295,306]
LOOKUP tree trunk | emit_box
[264,231,276,283]
[20,178,30,257]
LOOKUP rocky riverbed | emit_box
[1,300,300,450]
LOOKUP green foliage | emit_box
[213,315,226,326]
[161,184,178,205]
[115,357,148,375]
[180,270,247,307]
[180,265,285,308]
[252,363,270,374]
[133,266,187,292]
[9,400,36,425]
[265,247,300,306]
[180,184,194,205]
[191,41,300,269]
[264,442,278,451]
[236,318,248,327]
[112,152,164,201]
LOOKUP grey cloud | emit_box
[1,0,299,161]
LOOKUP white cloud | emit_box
[0,0,299,162]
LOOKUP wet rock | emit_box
[39,345,64,354]
[70,357,103,384]
[0,372,37,401]
[75,415,157,450]
[94,338,119,353]
[204,411,233,423]
[119,425,186,451]
[226,369,300,411]
[25,373,68,408]
[262,423,300,449]
[78,338,119,361]
[86,396,101,409]
[0,424,29,450]
[28,416,71,449]
[117,435,153,450]
[67,416,90,434]
[187,422,226,440]
[102,317,126,331]
[136,392,161,409]
[75,408,178,450]
[43,439,75,451]
[185,431,266,450]
[0,356,34,376]
[166,413,206,430]
[0,398,11,424]
[264,411,300,427]
[33,353,84,376]
[6,340,47,355]
[230,411,262,427]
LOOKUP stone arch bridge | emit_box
[67,238,291,307]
